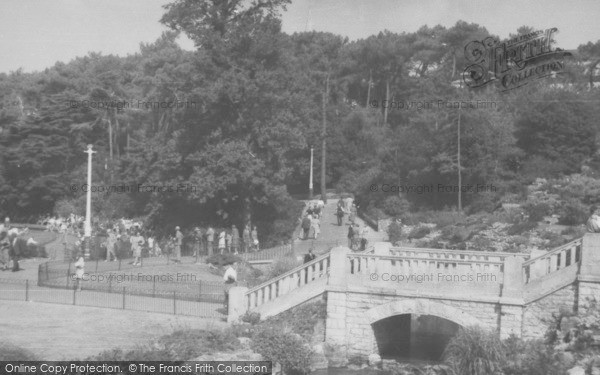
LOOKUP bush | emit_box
[558,199,588,225]
[88,328,241,361]
[206,253,243,267]
[467,192,497,214]
[539,230,566,249]
[387,221,402,244]
[251,326,313,375]
[507,221,537,236]
[268,255,301,279]
[408,225,431,240]
[0,342,38,360]
[524,202,551,222]
[241,311,261,325]
[443,326,505,375]
[502,337,567,375]
[382,195,410,217]
[440,226,471,244]
[263,300,327,340]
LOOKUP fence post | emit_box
[73,287,76,305]
[122,287,126,309]
[173,291,177,315]
[66,269,70,288]
[45,262,49,281]
[198,281,202,301]
[153,278,156,298]
[25,280,29,301]
[108,278,112,293]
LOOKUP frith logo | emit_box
[463,28,572,91]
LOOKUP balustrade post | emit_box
[227,286,249,323]
[579,235,600,312]
[501,256,524,301]
[329,247,349,287]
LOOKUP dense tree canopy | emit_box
[1,1,599,244]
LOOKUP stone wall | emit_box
[326,290,503,358]
[578,281,600,312]
[521,284,577,340]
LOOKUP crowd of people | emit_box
[93,222,262,265]
[0,217,29,272]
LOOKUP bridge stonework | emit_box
[234,234,600,361]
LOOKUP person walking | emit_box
[349,203,357,225]
[218,230,226,254]
[193,227,202,260]
[242,225,251,253]
[206,226,215,257]
[347,225,354,250]
[74,253,84,291]
[251,226,259,252]
[312,214,321,240]
[231,225,240,254]
[301,214,311,240]
[105,229,118,262]
[336,205,345,226]
[226,230,232,253]
[130,231,144,266]
[174,226,183,263]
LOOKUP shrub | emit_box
[263,300,327,340]
[502,337,567,375]
[440,226,471,243]
[251,326,313,375]
[443,326,505,375]
[539,230,566,249]
[467,192,497,214]
[241,311,261,325]
[382,195,410,217]
[558,199,588,225]
[0,342,38,360]
[87,328,241,361]
[524,202,551,222]
[387,221,402,244]
[506,221,537,236]
[408,225,431,240]
[268,255,301,279]
[206,253,243,267]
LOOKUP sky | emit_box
[1,0,599,73]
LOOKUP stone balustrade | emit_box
[243,252,331,312]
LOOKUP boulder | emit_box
[556,352,575,368]
[368,353,382,366]
[567,366,586,375]
[310,343,328,370]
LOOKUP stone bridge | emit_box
[228,234,600,360]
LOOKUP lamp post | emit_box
[309,147,314,200]
[84,144,96,259]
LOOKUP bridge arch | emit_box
[366,298,486,328]
[365,299,487,360]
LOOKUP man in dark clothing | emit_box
[336,206,344,226]
[301,215,311,240]
[347,225,354,249]
[304,248,316,264]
